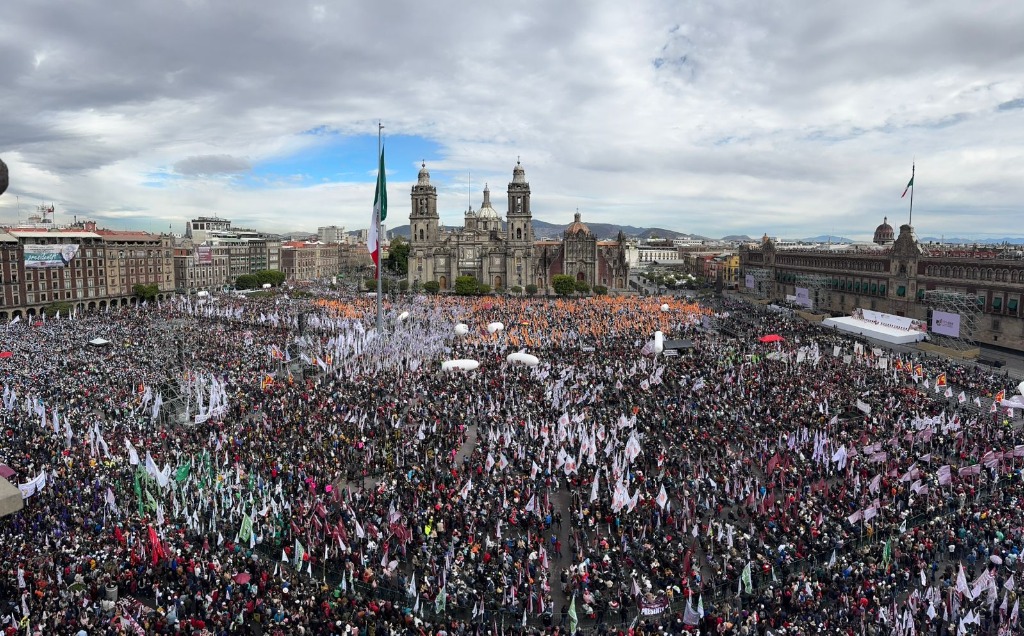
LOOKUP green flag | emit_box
[239,514,253,543]
[175,464,190,483]
[741,561,753,594]
[568,594,579,635]
[133,470,143,515]
[435,586,446,614]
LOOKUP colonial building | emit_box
[407,160,630,292]
[740,220,1024,351]
[173,216,282,291]
[0,222,174,319]
[535,213,630,290]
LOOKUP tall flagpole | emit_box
[908,161,915,227]
[376,121,384,333]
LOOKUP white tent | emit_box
[0,477,23,518]
[88,337,111,347]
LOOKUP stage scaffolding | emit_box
[794,273,832,311]
[745,267,773,299]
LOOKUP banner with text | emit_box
[745,274,755,289]
[931,310,961,338]
[24,244,80,268]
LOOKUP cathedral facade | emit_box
[408,160,630,292]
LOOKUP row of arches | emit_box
[924,265,1021,283]
[0,294,170,321]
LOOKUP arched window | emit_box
[419,229,425,241]
[516,228,523,240]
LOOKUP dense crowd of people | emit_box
[0,289,1022,635]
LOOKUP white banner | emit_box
[794,287,812,308]
[931,310,961,338]
[860,309,917,331]
[24,243,81,268]
[744,274,755,289]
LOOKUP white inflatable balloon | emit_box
[507,352,540,367]
[454,323,469,336]
[653,330,664,355]
[1018,379,1024,395]
[442,359,480,372]
[660,304,669,312]
[487,322,505,334]
[398,311,410,321]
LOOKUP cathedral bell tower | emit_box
[506,159,534,287]
[410,162,440,288]
[410,162,438,245]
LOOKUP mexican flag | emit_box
[901,170,917,197]
[367,148,388,275]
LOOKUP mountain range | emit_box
[385,219,705,241]
[279,226,1024,245]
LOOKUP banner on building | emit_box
[931,310,961,338]
[794,287,813,308]
[745,274,755,289]
[23,244,80,268]
[195,246,213,265]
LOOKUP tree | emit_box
[236,274,259,290]
[478,283,491,295]
[386,237,410,275]
[454,275,479,296]
[552,274,577,297]
[593,284,609,295]
[574,280,591,294]
[132,283,159,300]
[42,301,74,318]
[255,270,286,287]
[398,279,409,292]
[510,285,523,295]
[363,278,376,292]
[423,280,440,294]
[525,283,538,296]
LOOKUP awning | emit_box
[917,289,925,299]
[759,334,784,343]
[897,285,906,297]
[1009,298,1019,311]
[993,297,1002,309]
[0,477,23,518]
[879,284,887,295]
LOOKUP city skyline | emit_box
[2,1,1024,241]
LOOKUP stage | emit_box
[821,316,928,345]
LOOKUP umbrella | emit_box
[0,464,14,478]
[759,334,784,343]
[233,572,251,584]
[990,555,1003,565]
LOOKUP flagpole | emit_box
[908,161,915,226]
[376,121,384,333]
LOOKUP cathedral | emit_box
[407,160,630,292]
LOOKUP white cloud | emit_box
[0,0,1023,240]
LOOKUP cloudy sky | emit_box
[2,0,1023,241]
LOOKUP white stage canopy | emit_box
[821,316,928,345]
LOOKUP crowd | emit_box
[0,289,1021,636]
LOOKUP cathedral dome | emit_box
[417,162,430,185]
[478,184,499,219]
[565,212,591,236]
[873,216,895,245]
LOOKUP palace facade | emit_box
[739,220,1024,351]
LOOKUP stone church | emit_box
[407,160,630,292]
